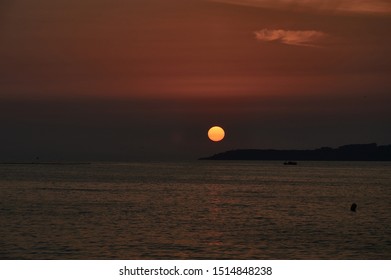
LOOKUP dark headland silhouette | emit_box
[200,143,391,161]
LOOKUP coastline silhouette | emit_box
[200,143,391,161]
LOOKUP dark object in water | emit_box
[350,203,357,212]
[284,161,297,165]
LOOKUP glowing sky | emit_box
[1,0,390,160]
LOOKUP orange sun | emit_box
[208,126,225,142]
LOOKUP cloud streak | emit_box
[212,0,391,15]
[254,29,326,47]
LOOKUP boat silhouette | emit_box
[283,161,297,165]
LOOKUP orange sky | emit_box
[1,0,390,160]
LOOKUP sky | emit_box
[1,0,390,161]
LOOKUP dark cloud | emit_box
[212,0,391,14]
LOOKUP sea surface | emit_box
[0,161,390,259]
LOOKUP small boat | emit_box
[284,161,297,165]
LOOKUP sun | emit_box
[208,126,225,142]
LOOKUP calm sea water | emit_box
[0,161,390,259]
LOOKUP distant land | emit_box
[200,143,391,161]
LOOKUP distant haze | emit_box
[1,0,390,161]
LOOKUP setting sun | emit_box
[208,126,225,142]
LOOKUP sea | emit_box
[0,161,390,259]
